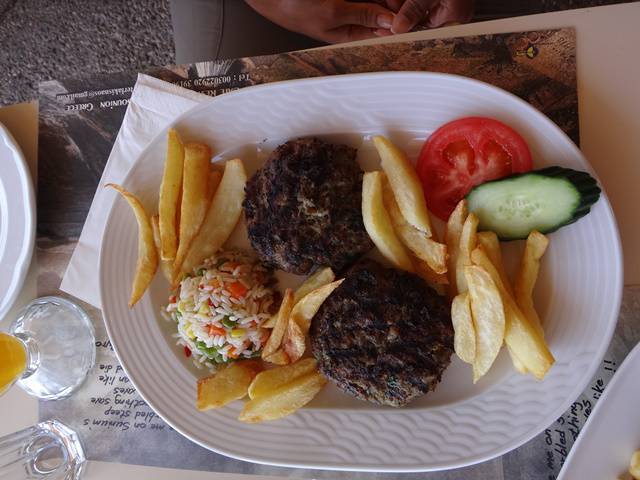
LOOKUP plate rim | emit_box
[99,71,624,472]
[0,122,35,321]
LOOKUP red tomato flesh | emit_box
[417,117,533,220]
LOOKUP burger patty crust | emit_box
[310,259,454,407]
[243,138,373,275]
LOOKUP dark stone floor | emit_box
[0,0,633,106]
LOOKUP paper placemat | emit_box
[34,29,636,479]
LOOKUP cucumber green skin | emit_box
[466,166,601,240]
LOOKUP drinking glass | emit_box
[0,420,85,479]
[0,296,95,400]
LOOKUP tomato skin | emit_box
[417,117,533,220]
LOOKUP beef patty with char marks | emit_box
[243,138,373,275]
[310,259,454,407]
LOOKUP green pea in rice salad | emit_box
[166,249,277,368]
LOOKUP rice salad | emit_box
[166,249,277,368]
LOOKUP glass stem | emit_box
[12,333,40,379]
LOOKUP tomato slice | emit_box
[417,117,533,220]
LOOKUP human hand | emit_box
[382,0,475,33]
[244,0,395,43]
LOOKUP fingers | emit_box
[392,0,439,34]
[426,0,475,27]
[337,1,395,29]
[325,24,380,43]
[384,0,405,11]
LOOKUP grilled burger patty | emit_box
[310,259,454,407]
[243,138,373,275]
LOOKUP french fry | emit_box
[173,143,214,275]
[630,450,640,479]
[239,371,327,423]
[445,200,468,297]
[382,177,447,274]
[362,171,414,272]
[264,349,290,366]
[248,358,317,400]
[180,158,247,277]
[283,279,343,362]
[451,292,476,364]
[158,129,184,260]
[373,135,432,236]
[464,265,505,382]
[293,267,335,304]
[477,231,513,296]
[515,231,549,339]
[456,212,479,294]
[471,246,555,379]
[262,289,294,359]
[196,360,262,411]
[151,214,173,282]
[107,184,158,307]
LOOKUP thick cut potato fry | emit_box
[464,265,505,382]
[471,247,555,379]
[630,450,640,479]
[452,292,476,364]
[456,212,479,294]
[248,358,317,400]
[173,143,214,274]
[382,179,447,274]
[284,279,343,362]
[446,200,468,297]
[373,135,432,236]
[477,231,513,296]
[262,289,294,358]
[293,267,335,304]
[239,371,327,423]
[107,184,158,307]
[415,260,449,285]
[180,158,247,276]
[264,349,290,366]
[196,360,262,411]
[159,129,184,260]
[151,214,173,283]
[515,231,549,340]
[362,171,414,272]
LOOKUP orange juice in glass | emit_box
[0,333,27,395]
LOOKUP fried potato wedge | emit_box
[248,358,317,400]
[293,267,335,304]
[239,371,327,423]
[284,279,343,362]
[263,349,290,366]
[382,178,447,274]
[477,231,513,296]
[158,129,184,260]
[456,212,479,294]
[151,214,173,283]
[471,246,555,380]
[452,292,476,364]
[180,158,247,277]
[515,231,549,339]
[362,171,414,272]
[173,142,214,273]
[464,265,505,382]
[262,289,294,359]
[196,360,262,411]
[107,184,158,307]
[630,450,640,479]
[373,135,432,236]
[446,200,468,297]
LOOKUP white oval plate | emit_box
[557,342,640,480]
[0,122,35,322]
[99,72,623,472]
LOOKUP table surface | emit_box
[1,3,639,479]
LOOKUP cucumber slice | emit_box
[466,167,601,240]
